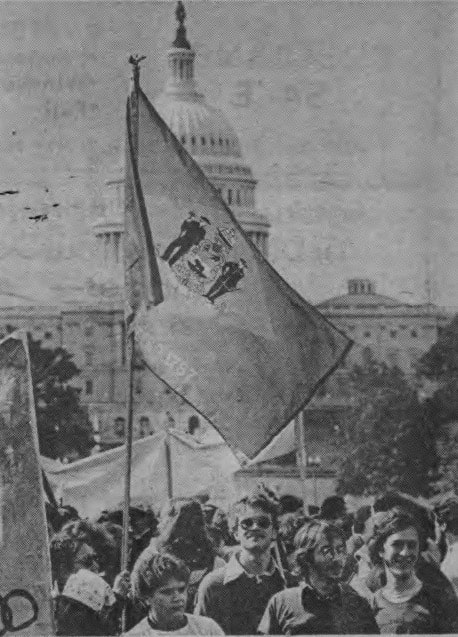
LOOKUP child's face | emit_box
[148,577,187,626]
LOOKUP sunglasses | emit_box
[239,516,272,531]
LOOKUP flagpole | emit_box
[120,56,145,632]
[295,411,308,513]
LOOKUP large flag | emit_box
[124,79,352,459]
[0,332,54,634]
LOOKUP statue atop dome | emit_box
[173,1,191,50]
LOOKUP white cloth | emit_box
[62,569,115,612]
[441,538,458,595]
[125,614,224,636]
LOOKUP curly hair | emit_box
[130,548,190,603]
[50,519,119,587]
[293,519,346,576]
[368,506,420,567]
[229,487,280,535]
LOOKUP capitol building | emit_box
[0,3,449,456]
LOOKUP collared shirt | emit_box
[258,582,379,635]
[194,551,286,635]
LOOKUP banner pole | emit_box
[121,329,135,570]
[295,411,308,513]
[165,427,174,501]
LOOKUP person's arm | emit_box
[257,596,281,635]
[194,573,224,627]
[435,586,458,633]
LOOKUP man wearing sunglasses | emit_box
[195,489,286,634]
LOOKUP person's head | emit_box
[50,535,101,592]
[156,499,214,570]
[293,520,347,584]
[353,505,372,535]
[369,507,420,581]
[62,568,115,612]
[53,519,118,586]
[319,495,347,521]
[229,488,279,555]
[131,549,190,627]
[373,491,432,552]
[188,211,196,218]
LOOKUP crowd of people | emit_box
[46,486,458,635]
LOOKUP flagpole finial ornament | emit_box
[128,54,146,91]
[173,1,191,49]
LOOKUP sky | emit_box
[1,1,457,306]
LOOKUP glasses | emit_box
[239,516,272,531]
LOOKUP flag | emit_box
[43,430,240,519]
[124,83,352,459]
[0,332,54,634]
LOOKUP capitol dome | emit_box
[154,1,270,255]
[94,1,270,280]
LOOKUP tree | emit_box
[335,352,439,497]
[5,328,94,460]
[416,314,458,493]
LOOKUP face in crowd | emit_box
[294,521,347,585]
[235,505,276,555]
[147,577,188,629]
[310,532,346,582]
[379,526,419,580]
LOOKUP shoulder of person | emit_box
[124,617,149,636]
[197,565,227,589]
[186,614,225,634]
[340,583,375,609]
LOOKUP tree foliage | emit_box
[4,328,94,460]
[335,352,439,497]
[416,314,458,493]
[28,337,94,460]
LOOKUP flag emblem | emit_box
[159,213,247,302]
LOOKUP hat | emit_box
[200,216,211,224]
[62,569,115,612]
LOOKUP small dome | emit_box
[318,292,402,310]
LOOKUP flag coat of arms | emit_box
[124,80,352,459]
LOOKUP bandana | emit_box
[62,569,116,612]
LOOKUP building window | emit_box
[115,417,126,437]
[236,190,241,205]
[85,350,93,366]
[210,137,215,146]
[181,135,186,145]
[225,138,230,146]
[201,136,206,145]
[135,376,142,395]
[219,137,223,146]
[411,329,418,338]
[390,329,397,338]
[44,331,52,339]
[85,380,93,395]
[363,331,371,338]
[191,136,196,145]
[139,416,152,437]
[227,189,232,204]
[84,325,94,337]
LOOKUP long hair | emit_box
[156,500,214,571]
